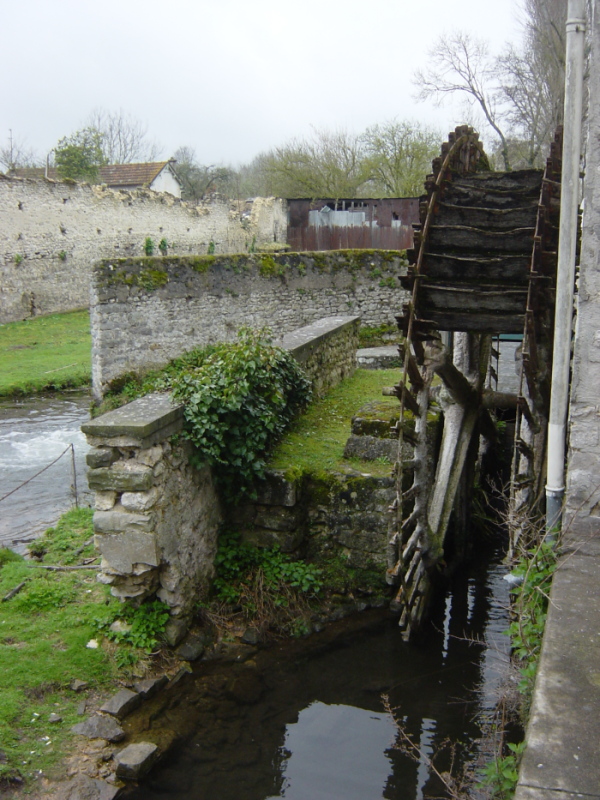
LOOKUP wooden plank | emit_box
[436,203,538,230]
[428,225,535,254]
[421,253,531,284]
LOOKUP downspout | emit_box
[546,0,587,532]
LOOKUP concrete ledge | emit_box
[83,393,184,447]
[278,316,360,364]
[515,536,600,799]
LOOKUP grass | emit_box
[0,508,136,786]
[269,368,400,478]
[0,310,91,397]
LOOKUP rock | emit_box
[242,526,304,554]
[56,774,121,800]
[87,466,153,493]
[86,447,119,469]
[115,742,159,780]
[71,714,125,742]
[343,434,398,462]
[175,634,206,662]
[164,617,189,647]
[0,749,7,763]
[241,627,261,645]
[95,491,118,511]
[133,675,168,699]
[48,712,62,723]
[254,505,301,532]
[100,688,141,719]
[120,488,159,512]
[254,472,297,506]
[77,701,87,716]
[95,530,158,573]
[70,679,89,693]
[93,510,153,534]
[109,620,132,635]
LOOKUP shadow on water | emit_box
[126,531,510,800]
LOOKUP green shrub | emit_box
[144,237,154,256]
[171,327,312,500]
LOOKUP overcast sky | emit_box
[1,0,524,168]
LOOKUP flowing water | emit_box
[127,537,511,800]
[0,393,92,552]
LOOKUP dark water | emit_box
[127,537,510,800]
[0,393,92,552]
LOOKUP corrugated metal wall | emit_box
[287,198,419,251]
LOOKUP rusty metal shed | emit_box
[286,197,420,251]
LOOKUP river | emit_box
[0,392,92,553]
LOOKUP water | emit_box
[127,537,511,800]
[0,393,92,552]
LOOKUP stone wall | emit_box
[0,173,286,323]
[82,393,221,642]
[82,316,363,636]
[229,470,395,569]
[565,2,600,538]
[90,250,408,399]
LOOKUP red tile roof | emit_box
[8,161,178,189]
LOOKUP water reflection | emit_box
[127,539,510,800]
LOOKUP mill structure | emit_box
[386,125,562,638]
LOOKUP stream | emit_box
[0,392,91,552]
[126,535,511,800]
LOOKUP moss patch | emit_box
[268,368,401,479]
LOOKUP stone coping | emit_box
[82,393,184,441]
[514,529,600,799]
[277,315,360,363]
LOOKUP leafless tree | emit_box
[413,32,511,170]
[0,130,39,172]
[85,108,162,164]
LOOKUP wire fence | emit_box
[0,443,79,507]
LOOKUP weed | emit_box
[378,276,396,289]
[158,238,168,255]
[207,240,216,254]
[102,599,170,651]
[478,742,525,798]
[58,250,67,261]
[0,548,24,567]
[14,254,23,265]
[144,237,154,256]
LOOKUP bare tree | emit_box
[362,120,441,196]
[260,128,369,198]
[413,32,511,170]
[0,130,39,172]
[173,146,236,201]
[85,108,162,164]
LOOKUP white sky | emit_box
[1,0,525,167]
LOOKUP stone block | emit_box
[100,688,141,719]
[94,510,152,534]
[133,675,168,699]
[58,774,120,800]
[254,471,297,506]
[343,435,397,462]
[115,742,159,780]
[137,445,164,467]
[175,633,207,661]
[96,531,159,573]
[254,505,301,532]
[86,447,119,469]
[94,491,117,511]
[121,487,159,512]
[88,466,153,493]
[351,400,399,438]
[242,526,304,553]
[71,714,125,742]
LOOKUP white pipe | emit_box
[546,0,587,532]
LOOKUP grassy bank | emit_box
[0,509,175,788]
[269,367,400,478]
[0,310,91,397]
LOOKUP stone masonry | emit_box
[90,250,408,399]
[0,174,286,323]
[82,393,221,638]
[82,316,362,633]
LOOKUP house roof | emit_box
[8,161,178,189]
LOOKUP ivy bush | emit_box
[171,327,312,500]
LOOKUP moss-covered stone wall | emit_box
[91,250,408,399]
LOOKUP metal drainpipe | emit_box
[546,0,587,532]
